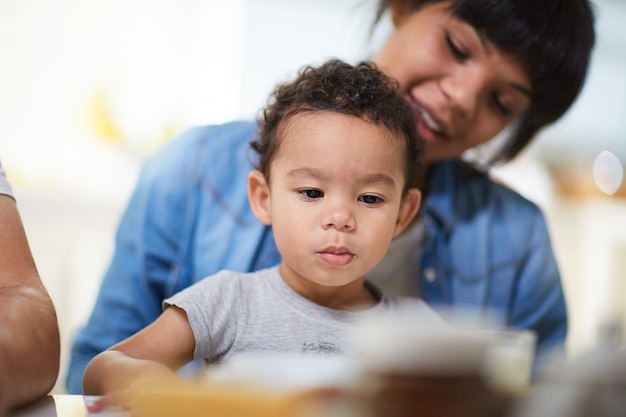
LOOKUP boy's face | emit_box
[248,111,421,305]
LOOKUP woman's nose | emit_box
[441,70,483,119]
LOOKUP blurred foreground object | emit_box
[340,312,537,417]
[130,354,360,417]
[129,312,539,417]
[511,320,626,417]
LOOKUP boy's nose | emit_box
[322,206,356,231]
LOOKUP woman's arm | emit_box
[0,194,60,411]
[83,306,197,409]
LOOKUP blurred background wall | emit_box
[0,0,624,394]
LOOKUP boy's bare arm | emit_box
[82,306,196,404]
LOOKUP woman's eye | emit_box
[359,195,382,205]
[493,93,512,117]
[300,189,323,199]
[445,33,468,60]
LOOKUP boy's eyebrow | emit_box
[287,167,326,179]
[287,167,397,187]
[361,173,397,187]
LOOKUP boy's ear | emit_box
[389,0,413,27]
[393,188,421,237]
[248,170,272,225]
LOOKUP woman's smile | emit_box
[405,93,450,144]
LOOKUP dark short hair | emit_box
[374,0,596,164]
[250,59,423,193]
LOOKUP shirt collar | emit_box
[422,160,460,236]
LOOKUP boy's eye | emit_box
[300,189,323,199]
[445,32,468,61]
[359,195,382,205]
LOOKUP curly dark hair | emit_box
[373,0,596,164]
[250,59,423,194]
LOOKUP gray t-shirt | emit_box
[367,220,426,297]
[165,266,443,365]
[0,158,14,197]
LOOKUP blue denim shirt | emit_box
[66,120,566,393]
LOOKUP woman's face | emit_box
[373,1,532,164]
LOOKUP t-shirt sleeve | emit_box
[0,158,15,198]
[164,270,243,363]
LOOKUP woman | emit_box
[67,0,595,393]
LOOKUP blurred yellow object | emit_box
[131,382,328,417]
[85,90,121,144]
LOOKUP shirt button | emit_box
[423,267,436,282]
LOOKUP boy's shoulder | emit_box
[383,295,447,325]
[199,267,280,289]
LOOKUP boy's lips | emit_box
[316,246,355,266]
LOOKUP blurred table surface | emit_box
[9,396,128,417]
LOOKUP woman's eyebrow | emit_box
[511,83,532,98]
[476,30,491,54]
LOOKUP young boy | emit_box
[82,59,443,406]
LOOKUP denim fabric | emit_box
[420,161,566,374]
[66,120,566,393]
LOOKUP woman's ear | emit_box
[389,0,413,27]
[393,188,421,237]
[248,170,272,225]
